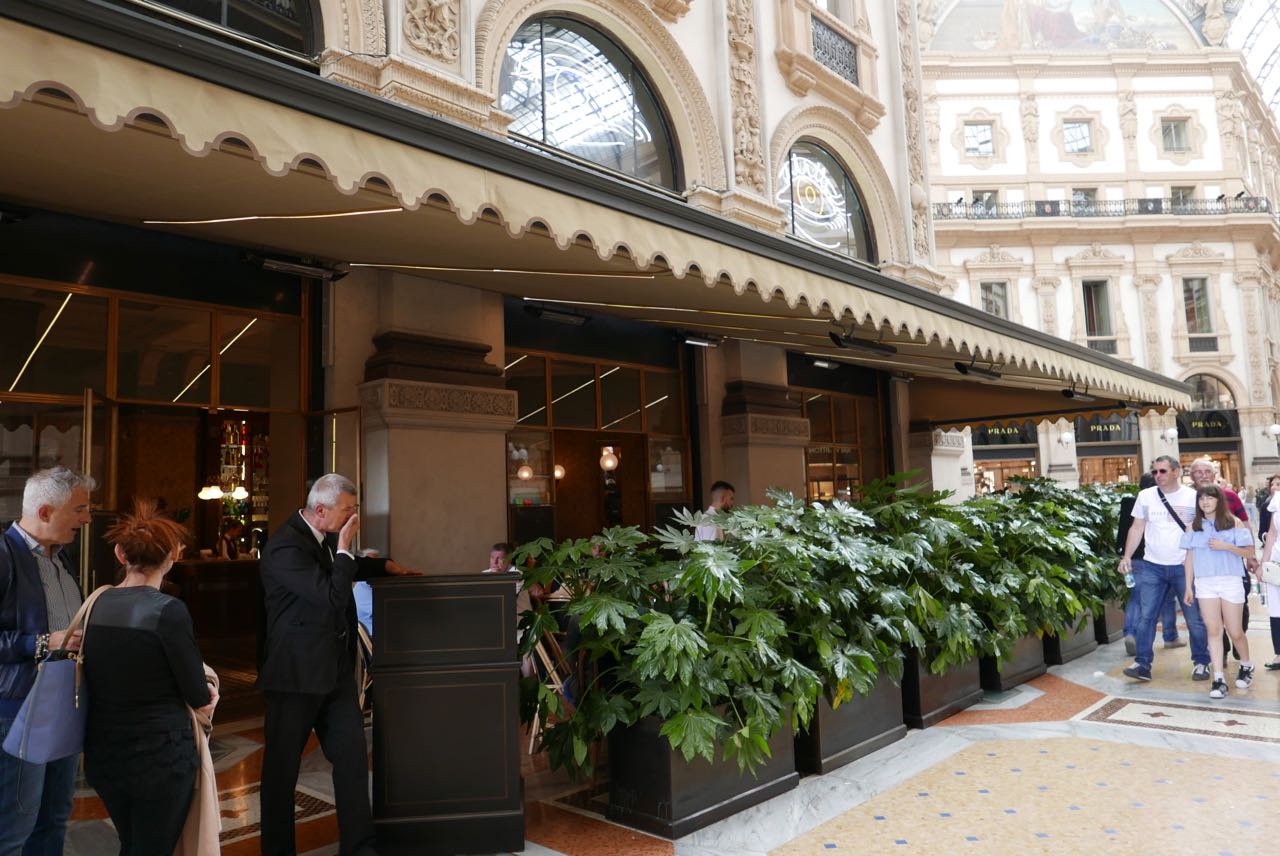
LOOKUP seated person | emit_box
[484,542,516,574]
[217,519,245,559]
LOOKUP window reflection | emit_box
[500,17,677,188]
[0,285,106,396]
[777,141,875,262]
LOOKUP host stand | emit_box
[369,574,524,854]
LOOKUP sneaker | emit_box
[1123,664,1152,682]
[1192,663,1211,681]
[1124,635,1137,656]
[1209,678,1228,699]
[1162,638,1187,649]
[1237,665,1255,689]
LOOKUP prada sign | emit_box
[1175,409,1239,440]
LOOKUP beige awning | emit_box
[0,18,1189,410]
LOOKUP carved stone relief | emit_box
[896,0,931,261]
[1133,274,1162,371]
[1035,276,1059,337]
[727,0,766,194]
[404,0,460,63]
[648,0,692,21]
[1238,276,1268,405]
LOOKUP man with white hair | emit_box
[257,473,418,856]
[0,466,94,855]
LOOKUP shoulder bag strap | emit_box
[1156,489,1188,532]
[62,585,113,708]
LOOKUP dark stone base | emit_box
[375,811,525,855]
[1095,601,1126,644]
[901,650,984,729]
[606,716,799,839]
[795,675,907,775]
[980,634,1047,692]
[1044,615,1099,665]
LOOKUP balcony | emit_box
[933,197,1273,221]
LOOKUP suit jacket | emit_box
[0,524,78,709]
[256,512,387,695]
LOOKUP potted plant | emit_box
[514,523,814,839]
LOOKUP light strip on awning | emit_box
[145,207,403,225]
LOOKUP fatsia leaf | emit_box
[660,709,728,763]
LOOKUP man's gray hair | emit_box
[306,473,356,511]
[1152,454,1180,471]
[1187,457,1216,472]
[22,466,96,517]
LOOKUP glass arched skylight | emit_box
[499,17,677,188]
[777,141,876,263]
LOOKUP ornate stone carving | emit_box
[387,383,514,417]
[1239,279,1268,405]
[404,0,459,62]
[974,244,1022,264]
[1216,90,1245,169]
[924,92,940,162]
[1134,274,1163,371]
[648,0,691,21]
[1070,243,1118,262]
[720,414,810,447]
[1118,90,1136,143]
[897,0,931,261]
[1035,277,1059,337]
[337,0,387,55]
[1197,0,1228,46]
[1166,241,1225,260]
[727,0,766,194]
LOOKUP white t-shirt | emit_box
[694,506,723,542]
[1131,485,1196,566]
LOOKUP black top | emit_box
[82,586,210,796]
[1259,498,1274,541]
[1116,495,1146,561]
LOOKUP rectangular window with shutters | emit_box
[1082,279,1114,353]
[1182,276,1217,351]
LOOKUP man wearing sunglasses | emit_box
[1118,455,1211,682]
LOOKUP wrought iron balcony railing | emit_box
[932,196,1273,221]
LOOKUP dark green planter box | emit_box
[1044,615,1098,665]
[979,634,1046,692]
[900,649,983,729]
[1094,600,1126,644]
[606,715,799,839]
[794,673,907,775]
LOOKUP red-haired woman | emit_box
[82,503,217,855]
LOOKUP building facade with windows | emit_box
[921,0,1280,492]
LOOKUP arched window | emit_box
[499,17,678,189]
[1187,374,1235,410]
[108,0,319,55]
[777,141,876,263]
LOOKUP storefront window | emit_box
[117,301,213,404]
[0,284,107,396]
[600,365,642,431]
[218,313,300,410]
[500,17,678,189]
[777,141,876,263]
[1077,456,1139,485]
[550,360,597,428]
[648,438,684,497]
[794,387,869,501]
[106,0,316,54]
[643,370,681,435]
[507,430,553,506]
[1187,374,1235,410]
[506,353,548,427]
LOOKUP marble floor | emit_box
[64,607,1280,855]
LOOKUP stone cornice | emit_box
[359,378,517,431]
[720,413,810,448]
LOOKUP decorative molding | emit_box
[1035,276,1059,338]
[1049,105,1110,168]
[473,0,728,191]
[1068,242,1122,264]
[1148,104,1207,166]
[1134,274,1163,371]
[359,378,518,431]
[1242,285,1267,405]
[720,413,810,448]
[773,0,885,133]
[335,0,388,56]
[1020,93,1038,166]
[924,91,940,166]
[1065,246,1129,359]
[964,245,1026,322]
[728,0,767,194]
[768,104,907,263]
[647,0,691,21]
[1165,241,1226,263]
[896,0,932,262]
[321,51,510,134]
[970,244,1023,265]
[951,106,1009,171]
[403,0,460,64]
[1117,90,1136,144]
[1216,89,1246,171]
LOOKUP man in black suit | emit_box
[258,473,417,856]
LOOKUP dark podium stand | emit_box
[370,575,524,854]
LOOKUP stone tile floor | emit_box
[64,603,1280,855]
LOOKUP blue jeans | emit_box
[1124,581,1180,642]
[0,714,79,856]
[1133,560,1209,670]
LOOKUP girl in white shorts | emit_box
[1181,484,1257,699]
